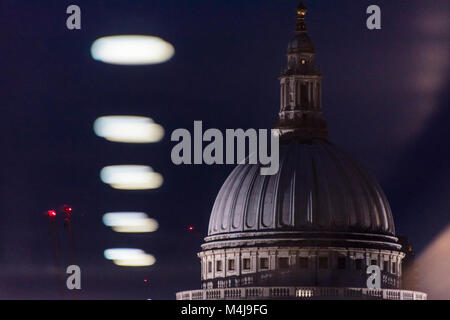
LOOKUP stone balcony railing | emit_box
[176,287,427,300]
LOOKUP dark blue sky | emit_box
[0,0,448,299]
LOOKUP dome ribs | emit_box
[349,158,393,234]
[222,164,253,233]
[294,142,315,227]
[257,175,271,229]
[245,169,265,230]
[212,164,245,234]
[335,148,373,233]
[231,165,259,232]
[320,142,358,230]
[375,180,395,234]
[207,142,396,237]
[371,183,390,233]
[261,146,288,229]
[208,166,240,234]
[277,144,297,228]
[353,163,383,233]
[356,170,379,231]
[316,142,347,229]
[310,144,334,230]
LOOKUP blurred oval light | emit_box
[100,165,163,190]
[103,212,147,227]
[113,254,156,267]
[104,248,156,267]
[103,212,159,233]
[104,248,145,261]
[91,35,174,65]
[94,116,164,143]
[112,221,158,233]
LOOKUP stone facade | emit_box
[199,246,404,290]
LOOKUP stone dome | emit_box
[288,33,315,53]
[208,140,396,237]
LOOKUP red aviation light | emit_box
[63,205,73,216]
[48,210,57,217]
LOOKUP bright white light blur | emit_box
[91,35,174,65]
[113,254,156,267]
[104,248,145,261]
[93,116,164,144]
[103,212,159,233]
[100,165,163,190]
[112,222,158,233]
[104,248,156,267]
[103,212,147,227]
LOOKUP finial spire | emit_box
[297,0,307,14]
[296,0,308,33]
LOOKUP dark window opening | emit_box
[228,259,235,271]
[260,258,269,269]
[318,257,328,269]
[383,261,388,272]
[300,83,308,106]
[243,258,251,270]
[278,257,289,269]
[355,259,363,270]
[216,260,223,272]
[371,259,377,266]
[208,261,212,273]
[338,257,346,269]
[298,257,309,269]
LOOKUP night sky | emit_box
[0,0,448,299]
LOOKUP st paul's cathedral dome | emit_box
[208,141,396,237]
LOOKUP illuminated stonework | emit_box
[198,246,404,290]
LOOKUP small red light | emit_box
[144,279,148,283]
[188,226,194,231]
[63,205,73,216]
[48,210,57,217]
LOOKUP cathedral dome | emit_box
[208,140,396,237]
